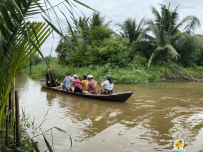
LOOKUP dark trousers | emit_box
[46,81,56,87]
[74,86,83,93]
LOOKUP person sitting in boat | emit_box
[101,75,114,94]
[61,72,73,91]
[81,75,89,91]
[46,69,57,87]
[70,75,88,94]
[68,74,82,92]
[87,75,98,94]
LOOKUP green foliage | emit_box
[117,18,145,44]
[29,54,42,66]
[145,3,201,68]
[175,34,203,67]
[72,17,90,37]
[68,45,88,67]
[86,37,131,67]
[181,66,203,79]
[51,3,203,84]
[45,55,57,63]
[59,24,129,67]
[88,25,112,42]
[25,57,203,84]
[55,4,203,71]
[90,12,106,27]
[132,52,147,68]
[55,39,69,65]
[23,59,168,84]
[55,12,114,67]
[0,12,52,124]
[177,46,202,67]
[0,109,37,151]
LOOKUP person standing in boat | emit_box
[101,75,114,94]
[87,75,98,94]
[46,69,57,87]
[61,72,74,91]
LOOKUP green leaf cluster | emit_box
[55,5,203,70]
[0,8,51,124]
[86,37,131,67]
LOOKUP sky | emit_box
[32,0,203,57]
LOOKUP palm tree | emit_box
[90,12,106,27]
[117,18,145,44]
[0,0,53,124]
[72,12,109,36]
[146,3,201,68]
[72,16,90,39]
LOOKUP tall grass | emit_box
[23,60,169,84]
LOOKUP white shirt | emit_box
[101,80,114,90]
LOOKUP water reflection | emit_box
[16,73,203,152]
[46,91,56,106]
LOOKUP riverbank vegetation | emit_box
[25,4,203,83]
[54,4,203,68]
[23,58,203,84]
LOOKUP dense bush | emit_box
[88,25,112,42]
[86,37,131,67]
[177,45,203,67]
[22,59,167,84]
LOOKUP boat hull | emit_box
[40,80,133,102]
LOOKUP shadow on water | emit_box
[16,73,203,152]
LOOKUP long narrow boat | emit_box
[40,80,133,102]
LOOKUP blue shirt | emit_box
[64,76,74,88]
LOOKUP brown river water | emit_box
[15,73,203,152]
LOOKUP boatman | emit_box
[46,69,57,87]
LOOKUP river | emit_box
[15,72,203,152]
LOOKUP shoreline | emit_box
[22,60,203,84]
[23,72,203,84]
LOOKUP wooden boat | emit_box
[40,80,133,102]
